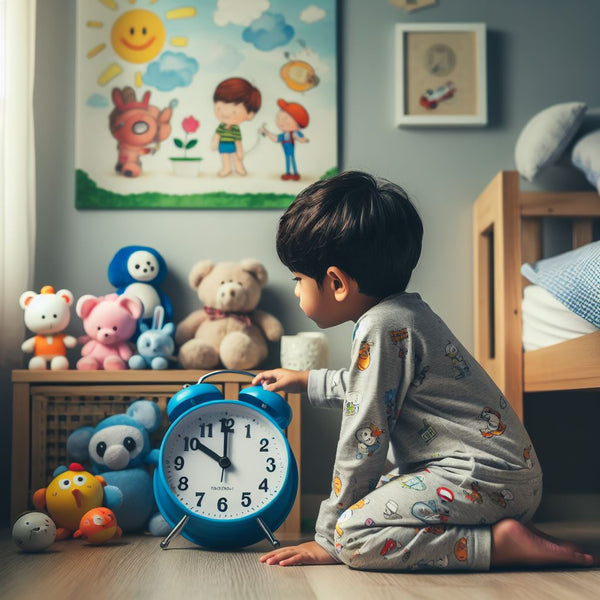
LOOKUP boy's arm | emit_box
[252,368,349,402]
[313,316,414,559]
[307,368,349,409]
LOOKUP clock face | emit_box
[425,43,456,76]
[161,401,290,520]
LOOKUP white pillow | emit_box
[571,129,600,193]
[515,102,587,181]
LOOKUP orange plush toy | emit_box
[74,507,122,544]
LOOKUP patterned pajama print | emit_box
[308,293,542,571]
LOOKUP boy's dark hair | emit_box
[276,171,423,298]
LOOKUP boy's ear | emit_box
[326,266,357,301]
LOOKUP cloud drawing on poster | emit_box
[243,12,295,51]
[86,93,110,108]
[300,5,327,23]
[213,0,270,27]
[144,51,199,92]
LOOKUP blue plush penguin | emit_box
[66,400,169,536]
[108,245,173,333]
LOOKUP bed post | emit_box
[473,171,524,419]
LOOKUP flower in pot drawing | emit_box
[170,115,203,176]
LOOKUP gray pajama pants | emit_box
[332,466,543,571]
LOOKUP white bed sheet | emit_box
[522,284,599,352]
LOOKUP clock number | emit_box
[198,423,213,438]
[241,492,252,507]
[217,497,228,512]
[183,436,205,451]
[174,456,185,471]
[220,418,235,433]
[266,457,276,472]
[178,476,189,491]
[259,438,269,452]
[245,424,252,438]
[195,492,205,507]
[258,478,269,492]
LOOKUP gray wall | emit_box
[2,0,599,525]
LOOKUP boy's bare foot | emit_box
[491,519,595,568]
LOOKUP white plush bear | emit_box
[19,285,77,370]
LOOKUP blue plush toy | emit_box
[107,245,173,333]
[128,306,176,370]
[66,400,169,536]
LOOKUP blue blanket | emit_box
[521,241,600,328]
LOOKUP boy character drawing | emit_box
[252,171,594,571]
[211,77,261,177]
[258,99,309,181]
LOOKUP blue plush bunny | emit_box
[128,306,176,370]
[66,400,169,536]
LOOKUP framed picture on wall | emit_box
[395,22,487,126]
[75,0,338,209]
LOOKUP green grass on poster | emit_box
[75,168,338,210]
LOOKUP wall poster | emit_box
[76,0,338,209]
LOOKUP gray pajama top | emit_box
[307,292,542,560]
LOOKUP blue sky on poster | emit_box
[81,0,336,108]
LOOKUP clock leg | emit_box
[160,514,190,549]
[256,517,280,548]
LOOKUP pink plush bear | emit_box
[76,293,143,370]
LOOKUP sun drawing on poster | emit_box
[85,0,196,88]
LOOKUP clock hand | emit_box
[195,441,231,469]
[220,422,232,482]
[220,432,229,482]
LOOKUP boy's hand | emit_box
[260,541,339,566]
[252,368,309,394]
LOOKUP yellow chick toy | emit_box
[33,463,112,540]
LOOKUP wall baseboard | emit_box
[535,493,600,522]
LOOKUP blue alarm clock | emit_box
[155,370,298,550]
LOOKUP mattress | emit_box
[522,284,599,352]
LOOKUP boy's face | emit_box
[275,110,300,132]
[292,272,344,329]
[214,101,254,125]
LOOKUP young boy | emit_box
[211,77,261,177]
[254,171,594,571]
[258,99,309,181]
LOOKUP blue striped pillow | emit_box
[521,241,600,328]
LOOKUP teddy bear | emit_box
[176,259,284,370]
[19,285,77,370]
[76,293,143,370]
[107,245,173,335]
[66,400,169,536]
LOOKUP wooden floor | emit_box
[1,523,600,600]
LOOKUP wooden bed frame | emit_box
[473,170,600,420]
